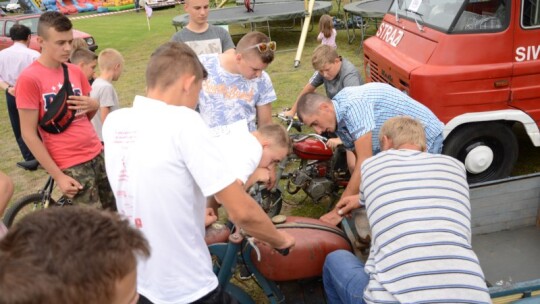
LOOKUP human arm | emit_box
[19,109,83,198]
[215,181,295,250]
[326,137,343,150]
[0,80,14,96]
[282,83,317,118]
[256,103,273,128]
[317,32,323,42]
[245,167,270,190]
[319,194,361,225]
[340,132,373,198]
[100,106,111,124]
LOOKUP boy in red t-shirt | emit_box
[16,12,115,210]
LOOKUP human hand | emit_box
[326,137,343,150]
[319,208,343,226]
[281,109,295,118]
[335,194,361,217]
[275,230,295,253]
[266,165,277,190]
[56,173,83,198]
[253,168,271,186]
[204,208,218,227]
[68,95,99,116]
[6,87,15,96]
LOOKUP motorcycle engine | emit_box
[306,178,334,202]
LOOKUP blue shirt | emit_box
[332,83,444,154]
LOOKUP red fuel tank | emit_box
[252,216,352,281]
[293,139,333,161]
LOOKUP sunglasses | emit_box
[247,41,277,53]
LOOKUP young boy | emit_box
[171,0,235,55]
[198,31,277,132]
[16,12,115,210]
[89,48,124,141]
[102,41,294,303]
[69,47,97,83]
[0,206,150,304]
[206,121,291,216]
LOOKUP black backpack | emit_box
[39,63,76,134]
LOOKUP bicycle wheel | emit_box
[2,193,56,228]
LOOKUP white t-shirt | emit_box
[90,77,119,141]
[209,119,262,184]
[103,96,236,303]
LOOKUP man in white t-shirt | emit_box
[103,41,295,304]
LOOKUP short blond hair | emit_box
[258,123,291,153]
[70,47,97,65]
[312,45,339,70]
[379,116,427,151]
[98,48,124,72]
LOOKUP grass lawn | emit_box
[1,4,539,214]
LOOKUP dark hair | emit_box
[236,31,274,64]
[9,24,31,41]
[37,11,72,38]
[146,41,207,90]
[296,92,331,122]
[0,207,150,304]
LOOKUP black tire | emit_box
[2,193,56,228]
[259,188,282,218]
[443,122,518,184]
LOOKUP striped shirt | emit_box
[360,149,491,304]
[332,83,444,154]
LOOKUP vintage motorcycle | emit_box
[255,115,351,217]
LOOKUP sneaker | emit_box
[17,159,39,171]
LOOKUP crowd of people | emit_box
[0,4,493,304]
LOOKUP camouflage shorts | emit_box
[63,152,117,211]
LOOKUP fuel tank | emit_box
[252,216,352,281]
[293,139,333,161]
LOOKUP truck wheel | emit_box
[443,122,518,184]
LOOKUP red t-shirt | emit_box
[16,61,102,170]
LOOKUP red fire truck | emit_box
[363,0,539,183]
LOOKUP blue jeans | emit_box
[323,250,369,304]
[429,133,444,154]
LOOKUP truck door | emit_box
[511,0,540,123]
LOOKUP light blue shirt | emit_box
[332,83,444,154]
[198,54,276,131]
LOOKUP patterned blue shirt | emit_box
[198,54,277,131]
[332,83,444,154]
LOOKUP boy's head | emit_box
[0,206,150,304]
[312,45,342,81]
[255,124,291,169]
[297,93,336,135]
[9,24,31,42]
[98,48,125,81]
[146,42,207,108]
[37,11,73,64]
[184,0,210,27]
[70,47,98,80]
[379,116,427,152]
[71,37,88,50]
[235,32,275,80]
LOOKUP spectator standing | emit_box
[171,0,235,55]
[103,41,294,304]
[0,24,40,171]
[198,31,277,132]
[322,116,491,304]
[16,12,115,210]
[317,14,337,49]
[90,48,124,141]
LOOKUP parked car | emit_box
[5,0,20,13]
[0,14,98,52]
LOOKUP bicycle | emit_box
[2,176,71,228]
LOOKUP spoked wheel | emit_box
[2,193,55,228]
[443,122,518,184]
[244,0,254,12]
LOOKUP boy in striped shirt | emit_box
[322,116,491,304]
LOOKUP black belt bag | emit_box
[39,63,76,134]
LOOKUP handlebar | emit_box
[273,113,303,133]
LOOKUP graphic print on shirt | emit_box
[41,85,83,119]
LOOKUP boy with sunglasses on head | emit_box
[197,31,277,133]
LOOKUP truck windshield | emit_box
[390,0,508,33]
